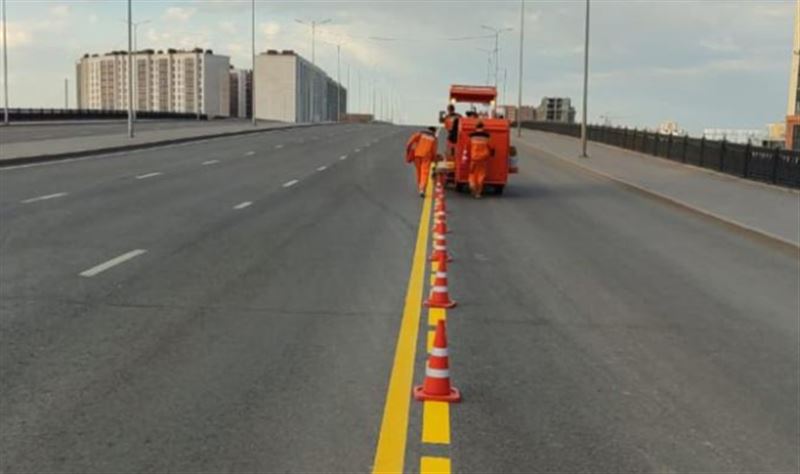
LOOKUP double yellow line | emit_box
[372,178,453,474]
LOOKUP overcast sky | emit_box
[0,0,795,132]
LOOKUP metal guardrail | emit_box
[520,121,800,189]
[3,108,206,121]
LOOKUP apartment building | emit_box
[76,49,230,118]
[254,50,346,123]
[229,68,252,118]
[786,0,800,149]
[537,97,576,123]
[499,105,536,122]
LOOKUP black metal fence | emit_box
[4,108,206,121]
[520,121,800,189]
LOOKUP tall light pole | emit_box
[131,19,149,120]
[127,0,133,138]
[295,18,331,122]
[517,0,525,137]
[346,63,350,118]
[580,0,590,158]
[477,48,493,85]
[251,0,256,125]
[64,78,68,108]
[2,0,9,125]
[481,25,512,89]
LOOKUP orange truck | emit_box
[438,85,517,195]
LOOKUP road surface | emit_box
[1,124,797,472]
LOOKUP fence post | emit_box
[667,132,673,159]
[682,134,688,163]
[719,138,726,171]
[743,139,752,178]
[699,135,706,167]
[771,147,780,184]
[654,132,660,156]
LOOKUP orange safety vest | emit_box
[414,133,436,159]
[469,133,491,162]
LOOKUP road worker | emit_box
[467,121,493,199]
[443,105,461,160]
[406,126,438,197]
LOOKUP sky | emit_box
[0,0,795,133]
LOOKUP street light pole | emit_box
[251,0,256,125]
[336,43,341,121]
[127,0,133,138]
[2,0,10,125]
[580,0,590,158]
[516,0,524,137]
[64,78,68,108]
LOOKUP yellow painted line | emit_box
[428,307,446,327]
[422,401,451,444]
[427,329,435,353]
[420,456,451,474]
[372,178,433,474]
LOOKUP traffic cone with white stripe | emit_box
[414,319,461,402]
[433,214,449,235]
[425,254,456,308]
[429,228,453,263]
[434,193,448,214]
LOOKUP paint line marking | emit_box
[340,155,348,160]
[79,249,147,277]
[422,401,451,444]
[427,330,435,353]
[283,179,299,188]
[202,160,220,165]
[20,192,68,204]
[354,148,361,153]
[317,165,327,171]
[233,201,252,210]
[135,172,162,180]
[275,144,284,149]
[244,150,255,156]
[371,178,433,473]
[428,307,446,327]
[420,456,451,474]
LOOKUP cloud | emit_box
[0,23,33,48]
[88,14,99,25]
[49,5,70,18]
[220,20,237,35]
[260,22,281,38]
[162,7,196,23]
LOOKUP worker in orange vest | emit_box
[467,121,493,198]
[443,105,461,160]
[406,127,438,197]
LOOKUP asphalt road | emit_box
[0,119,254,143]
[0,124,797,472]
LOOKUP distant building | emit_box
[229,68,252,118]
[499,105,536,122]
[765,122,787,148]
[76,49,230,118]
[703,128,767,144]
[658,120,684,135]
[787,0,800,149]
[536,97,575,123]
[253,50,346,123]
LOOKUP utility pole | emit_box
[336,43,341,121]
[516,0,525,137]
[295,18,331,122]
[3,0,10,125]
[580,0,590,158]
[346,63,350,118]
[127,0,133,138]
[64,78,68,108]
[481,25,512,90]
[251,0,256,125]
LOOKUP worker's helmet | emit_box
[447,104,455,113]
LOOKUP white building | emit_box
[658,120,684,135]
[76,49,230,118]
[702,128,767,144]
[254,50,346,123]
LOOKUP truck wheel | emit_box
[494,185,505,195]
[455,183,468,193]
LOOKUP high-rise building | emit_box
[787,0,800,149]
[536,97,576,123]
[76,49,230,118]
[229,68,252,118]
[253,50,346,123]
[499,105,536,122]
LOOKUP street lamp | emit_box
[127,19,150,120]
[517,0,525,137]
[480,24,512,90]
[127,0,133,138]
[2,0,9,125]
[295,18,331,122]
[251,0,256,125]
[580,0,590,158]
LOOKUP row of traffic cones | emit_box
[414,173,461,403]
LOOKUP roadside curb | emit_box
[516,140,800,253]
[0,122,331,168]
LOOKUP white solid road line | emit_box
[317,165,327,171]
[135,172,163,180]
[245,151,255,156]
[340,155,348,160]
[233,201,253,210]
[202,160,220,165]
[275,144,284,149]
[79,249,147,277]
[283,179,299,188]
[21,192,68,204]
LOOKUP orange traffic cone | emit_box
[425,253,456,308]
[414,320,461,402]
[435,194,448,214]
[433,216,449,235]
[429,230,453,263]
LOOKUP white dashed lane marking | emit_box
[317,165,327,171]
[79,249,147,277]
[283,179,299,188]
[202,160,220,165]
[135,172,163,180]
[233,201,253,210]
[275,144,284,149]
[340,155,348,160]
[20,192,68,204]
[245,151,255,156]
